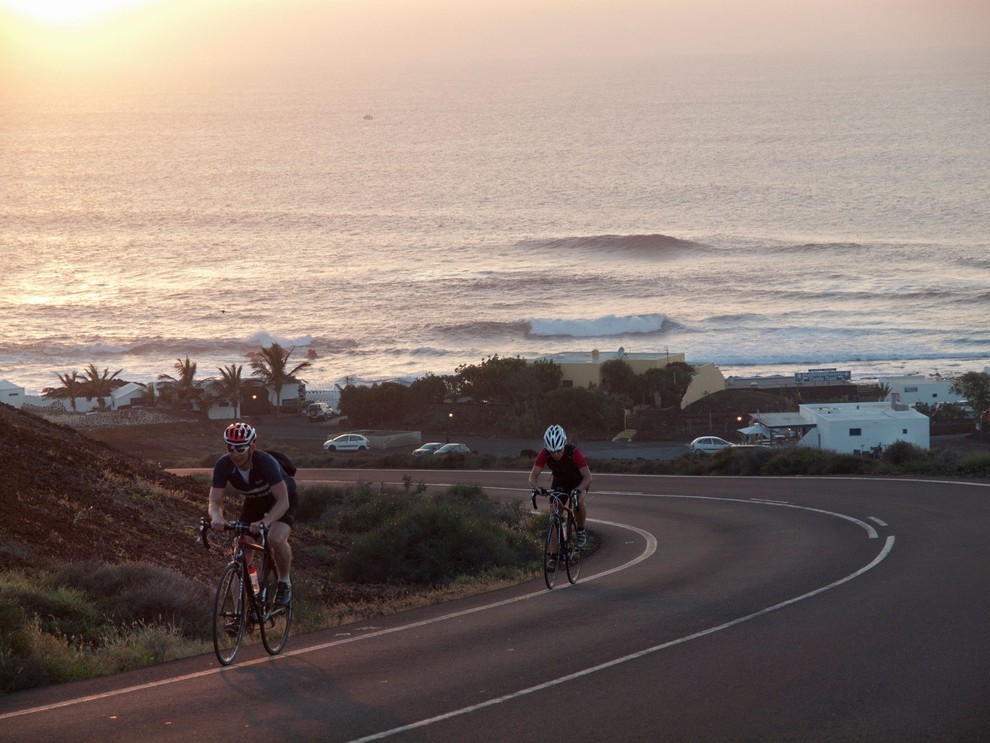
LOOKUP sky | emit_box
[2,0,988,87]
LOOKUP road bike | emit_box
[531,487,581,589]
[198,518,293,665]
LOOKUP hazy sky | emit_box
[2,0,988,84]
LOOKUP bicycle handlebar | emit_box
[198,517,268,550]
[531,487,574,510]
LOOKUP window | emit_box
[849,428,862,436]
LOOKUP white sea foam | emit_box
[527,314,668,338]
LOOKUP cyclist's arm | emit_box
[208,486,226,531]
[528,464,544,490]
[575,464,592,494]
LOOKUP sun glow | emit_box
[1,0,156,24]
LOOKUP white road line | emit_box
[0,520,656,722]
[349,535,896,742]
[0,492,884,724]
[868,516,888,527]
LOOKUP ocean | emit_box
[2,49,988,395]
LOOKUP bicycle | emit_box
[531,487,581,589]
[198,517,293,665]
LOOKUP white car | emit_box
[323,433,370,452]
[433,443,471,455]
[412,442,444,456]
[689,436,734,455]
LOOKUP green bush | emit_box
[52,561,211,638]
[960,453,990,476]
[302,483,537,585]
[0,565,211,693]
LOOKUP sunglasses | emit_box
[227,444,252,453]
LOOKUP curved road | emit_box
[3,470,989,741]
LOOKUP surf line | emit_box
[350,534,896,743]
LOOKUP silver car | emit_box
[323,433,370,452]
[688,436,734,455]
[412,442,444,456]
[433,443,471,455]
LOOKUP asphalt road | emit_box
[3,471,990,741]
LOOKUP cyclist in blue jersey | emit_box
[528,424,593,547]
[209,422,297,607]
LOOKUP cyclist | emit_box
[209,422,297,608]
[528,424,593,547]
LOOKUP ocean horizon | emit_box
[3,50,988,396]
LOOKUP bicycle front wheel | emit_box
[212,563,245,665]
[259,559,292,655]
[543,519,561,589]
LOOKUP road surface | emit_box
[3,470,989,741]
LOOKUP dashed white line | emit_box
[350,534,896,742]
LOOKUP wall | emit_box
[880,376,966,406]
[799,403,930,453]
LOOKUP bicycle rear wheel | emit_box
[259,557,292,655]
[565,514,581,584]
[543,519,561,589]
[212,563,245,665]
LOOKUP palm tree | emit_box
[250,343,313,415]
[82,363,122,411]
[136,381,158,408]
[874,382,892,402]
[211,363,246,418]
[42,370,83,412]
[157,356,200,411]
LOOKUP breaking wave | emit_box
[517,234,701,255]
[526,313,670,338]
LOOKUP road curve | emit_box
[3,471,989,741]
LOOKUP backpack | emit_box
[265,449,297,477]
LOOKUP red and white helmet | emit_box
[223,422,257,447]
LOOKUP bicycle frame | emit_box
[532,488,581,588]
[200,518,292,665]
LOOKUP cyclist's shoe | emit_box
[274,581,292,608]
[576,530,588,548]
[224,620,240,637]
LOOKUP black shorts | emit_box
[238,477,299,527]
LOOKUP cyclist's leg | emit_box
[574,490,587,530]
[268,521,292,581]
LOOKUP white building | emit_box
[533,348,725,408]
[0,380,26,408]
[304,385,342,409]
[111,382,149,409]
[879,375,966,407]
[795,401,930,454]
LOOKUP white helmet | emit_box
[543,424,567,452]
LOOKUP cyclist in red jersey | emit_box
[528,424,593,547]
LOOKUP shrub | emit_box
[881,440,928,467]
[336,485,536,585]
[52,561,211,638]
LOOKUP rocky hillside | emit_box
[0,403,228,585]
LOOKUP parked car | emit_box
[412,442,444,456]
[689,436,734,455]
[306,402,335,422]
[433,443,471,456]
[323,433,370,452]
